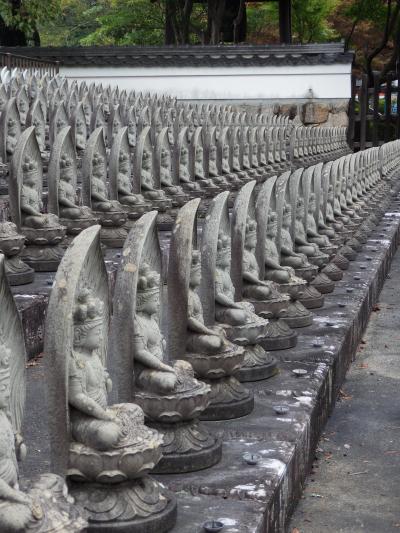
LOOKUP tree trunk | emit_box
[208,0,226,44]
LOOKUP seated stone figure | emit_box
[187,250,227,355]
[264,211,295,284]
[242,217,272,300]
[306,193,331,247]
[159,148,182,195]
[70,289,144,452]
[21,157,60,229]
[194,145,217,192]
[32,117,45,154]
[75,117,86,151]
[294,197,321,257]
[215,232,258,326]
[133,264,178,394]
[208,145,229,188]
[133,263,200,396]
[90,152,120,213]
[117,151,147,208]
[333,186,351,225]
[339,180,356,218]
[326,186,345,232]
[221,144,241,187]
[280,203,311,269]
[6,118,18,157]
[141,150,167,202]
[179,147,201,192]
[0,344,86,533]
[58,154,92,220]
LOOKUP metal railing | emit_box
[348,71,400,151]
[0,52,60,77]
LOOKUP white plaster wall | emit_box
[60,63,351,100]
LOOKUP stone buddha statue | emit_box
[326,185,345,231]
[69,289,136,451]
[159,148,179,193]
[32,116,45,153]
[117,151,143,207]
[264,210,294,284]
[215,232,258,326]
[6,118,18,157]
[58,154,92,221]
[141,149,166,202]
[294,197,321,258]
[75,117,86,151]
[242,217,272,300]
[90,152,119,213]
[221,144,240,186]
[306,193,331,247]
[0,343,87,532]
[207,144,228,188]
[232,143,241,172]
[133,263,179,394]
[127,119,137,148]
[259,141,267,165]
[21,157,59,229]
[187,250,228,355]
[280,202,310,269]
[333,179,351,224]
[339,178,356,218]
[17,97,28,127]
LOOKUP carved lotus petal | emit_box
[184,347,244,379]
[135,382,211,423]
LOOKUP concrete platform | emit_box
[289,218,400,533]
[19,192,400,533]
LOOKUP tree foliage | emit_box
[0,0,59,45]
[4,0,400,85]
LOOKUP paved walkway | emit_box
[288,248,400,533]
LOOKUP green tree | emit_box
[0,0,59,45]
[291,0,339,43]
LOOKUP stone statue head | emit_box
[233,143,240,157]
[245,216,257,250]
[189,250,201,289]
[22,156,38,187]
[328,184,334,202]
[73,289,104,352]
[216,231,231,269]
[60,153,74,182]
[222,144,229,159]
[0,344,11,410]
[136,262,160,316]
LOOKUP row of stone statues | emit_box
[0,129,399,531]
[0,68,347,287]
